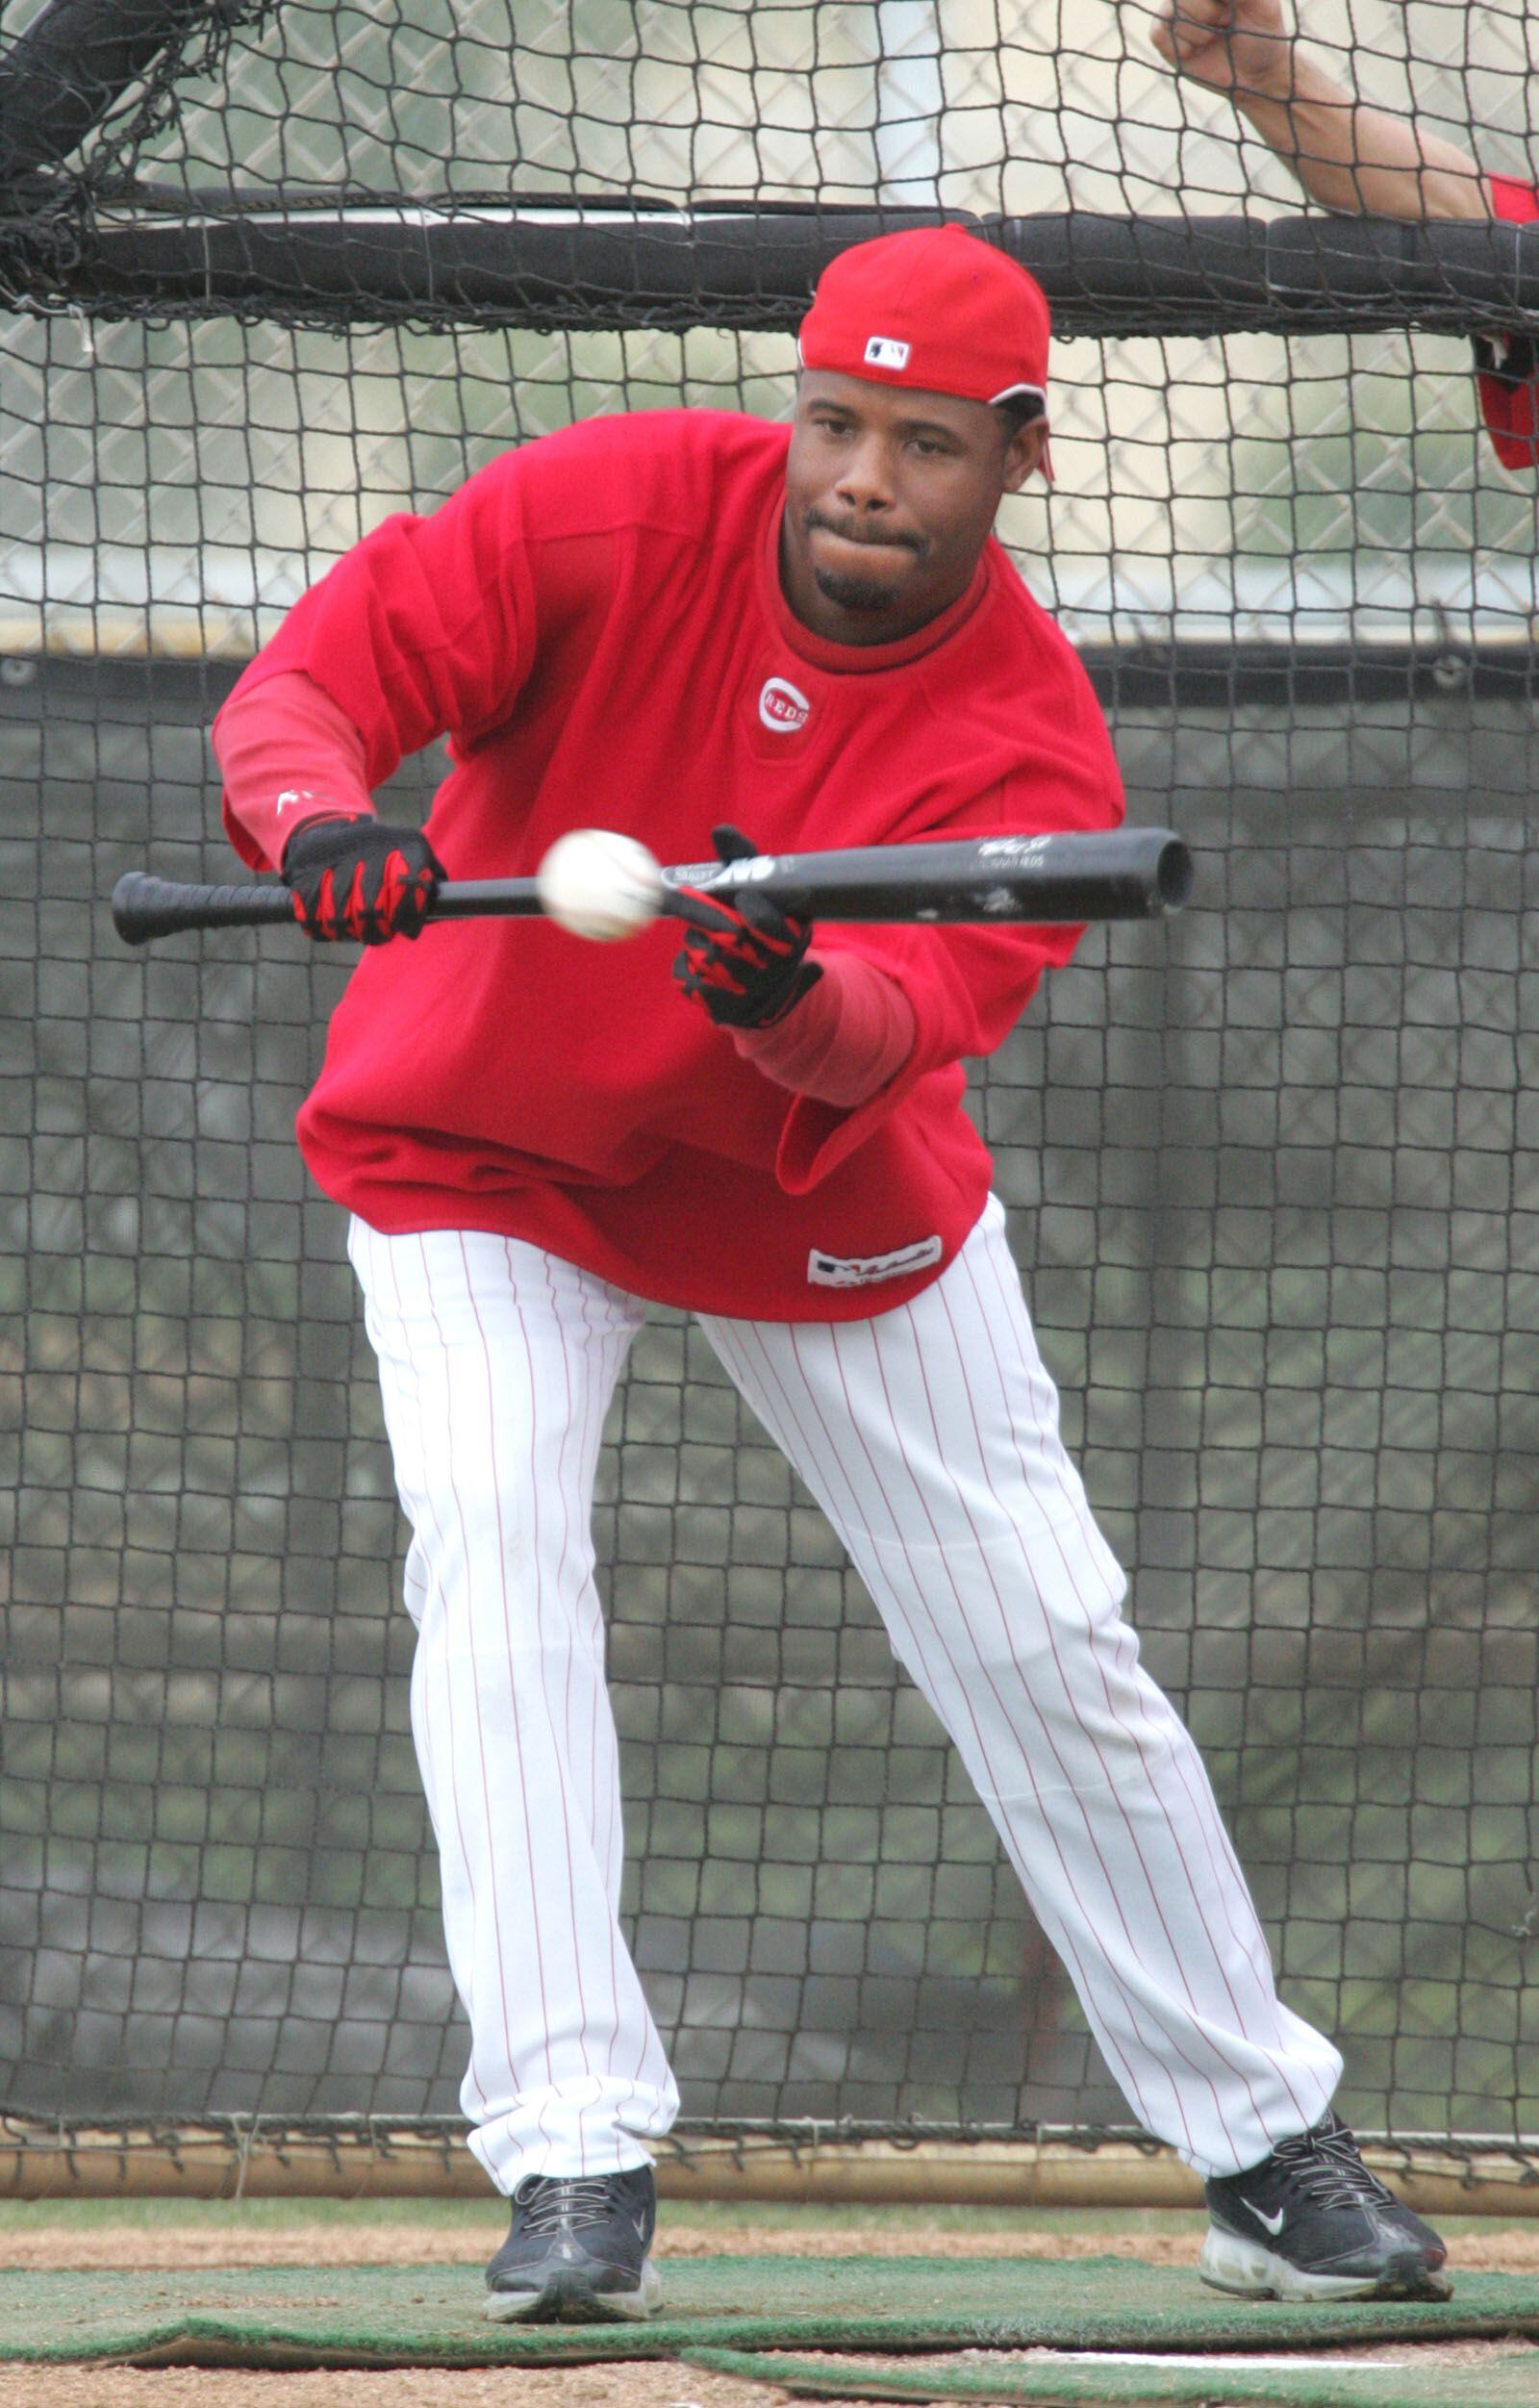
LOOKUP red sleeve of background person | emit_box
[1476,178,1539,471]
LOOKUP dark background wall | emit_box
[3,653,1535,2140]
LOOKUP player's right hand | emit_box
[672,824,820,1029]
[283,815,445,944]
[1149,0,1292,96]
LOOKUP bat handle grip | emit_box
[111,872,296,945]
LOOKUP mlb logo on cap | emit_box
[863,335,912,371]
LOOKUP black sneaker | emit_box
[1201,2112,1451,2302]
[484,2165,663,2323]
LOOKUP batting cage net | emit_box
[2,0,1538,2189]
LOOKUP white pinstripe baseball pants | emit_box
[348,1199,1341,2193]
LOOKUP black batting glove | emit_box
[673,824,821,1029]
[283,816,444,944]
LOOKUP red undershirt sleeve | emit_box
[214,670,377,872]
[731,950,917,1107]
[770,916,1079,1196]
[1476,179,1539,472]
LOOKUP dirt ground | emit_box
[0,2342,1535,2408]
[0,2368,783,2408]
[0,2369,780,2408]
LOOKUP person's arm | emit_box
[671,824,919,1108]
[1149,0,1491,221]
[732,951,918,1108]
[213,667,445,943]
[213,667,376,872]
[764,655,1125,1197]
[209,439,581,934]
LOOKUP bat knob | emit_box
[112,872,170,945]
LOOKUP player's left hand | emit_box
[672,824,821,1028]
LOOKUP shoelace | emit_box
[516,2175,626,2234]
[1270,2122,1394,2214]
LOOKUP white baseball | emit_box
[535,827,665,942]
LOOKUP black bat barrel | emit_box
[671,828,1194,925]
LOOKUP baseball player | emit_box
[212,226,1449,2319]
[1148,0,1539,469]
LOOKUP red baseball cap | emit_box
[797,224,1051,415]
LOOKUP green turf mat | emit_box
[0,2259,1533,2370]
[686,2342,1539,2408]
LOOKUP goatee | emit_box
[812,565,897,613]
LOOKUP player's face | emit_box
[780,370,1047,646]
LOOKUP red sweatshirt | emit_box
[1477,178,1539,471]
[216,408,1123,1322]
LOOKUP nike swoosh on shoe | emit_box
[1246,2201,1288,2236]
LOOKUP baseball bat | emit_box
[111,827,1193,947]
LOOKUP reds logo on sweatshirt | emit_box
[758,675,811,732]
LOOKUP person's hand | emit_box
[1149,0,1293,98]
[284,815,444,943]
[672,824,821,1029]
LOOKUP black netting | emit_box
[1,0,1537,2156]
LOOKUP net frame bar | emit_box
[3,203,1539,338]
